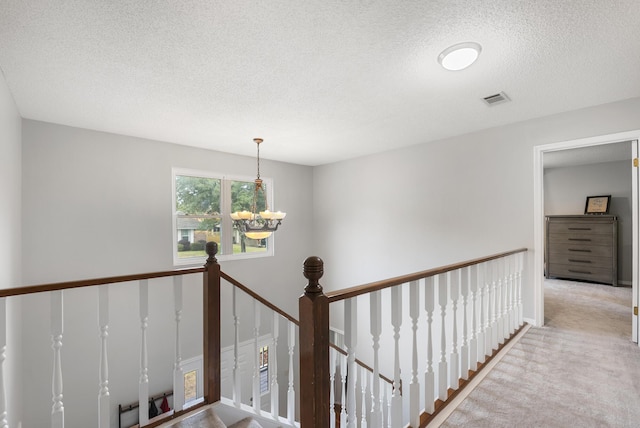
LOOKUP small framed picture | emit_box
[584,195,611,215]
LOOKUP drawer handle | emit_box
[568,269,592,274]
[568,259,591,264]
[568,249,591,252]
[568,227,592,231]
[568,238,591,242]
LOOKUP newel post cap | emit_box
[205,241,218,265]
[303,256,324,294]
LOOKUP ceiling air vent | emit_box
[482,91,510,106]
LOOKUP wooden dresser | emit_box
[545,215,618,286]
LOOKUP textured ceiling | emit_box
[1,1,640,166]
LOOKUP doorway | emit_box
[533,130,640,344]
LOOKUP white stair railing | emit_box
[300,249,527,427]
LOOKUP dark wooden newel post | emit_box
[203,241,221,404]
[299,256,330,427]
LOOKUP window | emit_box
[173,168,275,264]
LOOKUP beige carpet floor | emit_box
[441,279,640,427]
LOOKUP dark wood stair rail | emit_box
[298,248,528,427]
[0,241,392,427]
[0,263,210,428]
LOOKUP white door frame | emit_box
[533,130,640,341]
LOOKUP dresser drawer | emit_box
[547,263,613,284]
[545,253,612,269]
[548,222,613,235]
[547,243,613,258]
[547,233,613,246]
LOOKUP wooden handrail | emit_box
[326,248,528,303]
[221,271,300,325]
[329,343,393,385]
[222,272,393,386]
[0,267,205,298]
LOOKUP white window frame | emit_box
[172,167,275,266]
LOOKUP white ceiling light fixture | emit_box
[438,42,482,71]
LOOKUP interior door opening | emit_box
[533,131,640,344]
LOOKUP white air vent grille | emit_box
[483,92,510,106]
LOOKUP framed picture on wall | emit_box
[584,195,611,215]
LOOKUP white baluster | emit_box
[287,322,296,423]
[173,276,185,411]
[360,366,368,428]
[506,256,515,335]
[329,347,337,428]
[449,271,460,390]
[460,267,470,380]
[345,298,357,428]
[370,290,382,428]
[424,277,435,414]
[478,263,487,360]
[0,298,7,428]
[385,381,392,428]
[501,258,509,341]
[98,286,110,428]
[490,261,499,352]
[390,285,403,427]
[468,265,479,372]
[517,252,524,326]
[438,273,448,401]
[51,290,64,428]
[139,280,149,426]
[382,379,388,428]
[252,300,261,412]
[493,259,504,349]
[511,254,518,331]
[270,313,279,419]
[409,281,419,427]
[340,354,347,427]
[482,263,493,358]
[231,286,241,407]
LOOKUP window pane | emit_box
[176,176,221,215]
[176,216,221,257]
[231,180,268,255]
[176,176,222,256]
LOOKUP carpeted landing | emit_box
[442,279,640,427]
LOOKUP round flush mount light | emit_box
[438,42,482,71]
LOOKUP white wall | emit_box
[21,121,313,427]
[0,72,23,427]
[545,159,632,283]
[312,97,640,322]
[312,97,640,425]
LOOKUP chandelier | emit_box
[230,138,286,240]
